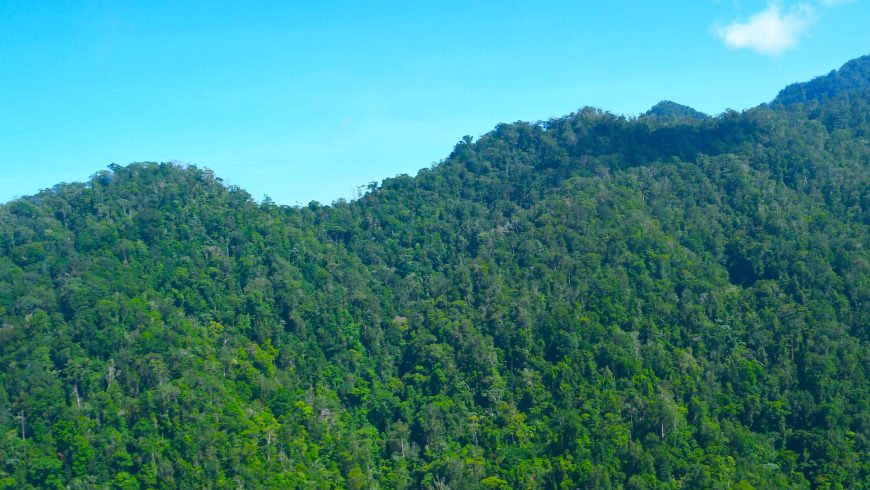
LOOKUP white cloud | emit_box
[715,4,816,55]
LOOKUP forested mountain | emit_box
[0,56,868,489]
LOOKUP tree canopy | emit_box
[0,56,868,489]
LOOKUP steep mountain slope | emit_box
[0,58,868,489]
[773,55,870,106]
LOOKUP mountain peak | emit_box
[643,100,707,121]
[773,54,870,106]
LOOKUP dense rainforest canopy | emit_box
[0,56,868,489]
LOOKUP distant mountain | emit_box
[773,54,870,105]
[643,100,707,121]
[0,56,868,489]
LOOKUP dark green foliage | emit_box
[0,57,869,488]
[774,55,870,106]
[643,101,708,122]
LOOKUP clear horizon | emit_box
[2,0,869,205]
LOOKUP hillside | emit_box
[0,57,868,489]
[773,54,870,106]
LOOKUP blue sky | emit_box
[1,1,868,205]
